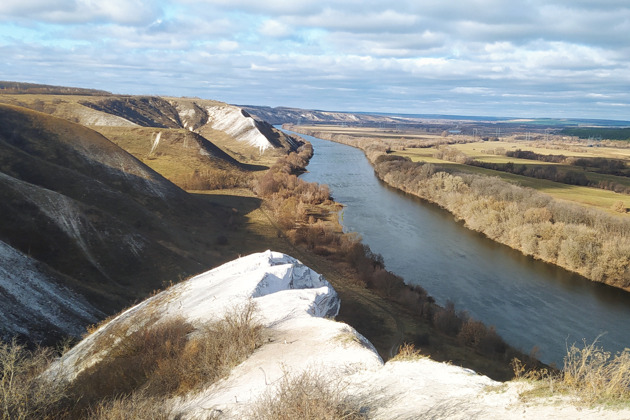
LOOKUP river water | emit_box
[287,129,630,365]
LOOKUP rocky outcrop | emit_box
[46,251,380,415]
[78,96,300,153]
[43,251,630,419]
[204,105,285,152]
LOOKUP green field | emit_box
[395,143,630,214]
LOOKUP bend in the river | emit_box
[284,128,630,366]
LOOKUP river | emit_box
[286,129,630,366]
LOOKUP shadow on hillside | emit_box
[190,192,263,215]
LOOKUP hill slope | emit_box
[0,104,244,342]
[0,89,304,186]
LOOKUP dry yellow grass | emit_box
[391,343,425,361]
[248,369,366,420]
[514,337,630,406]
[0,340,68,420]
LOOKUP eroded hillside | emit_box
[0,102,279,343]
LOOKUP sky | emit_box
[1,0,629,120]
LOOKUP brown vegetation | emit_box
[252,141,540,372]
[0,340,68,420]
[391,343,424,361]
[249,369,366,420]
[370,155,630,289]
[513,337,630,405]
[290,126,630,290]
[0,302,262,419]
[86,393,174,420]
[175,167,252,190]
[68,301,261,413]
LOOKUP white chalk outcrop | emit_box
[205,105,275,152]
[47,251,381,405]
[45,251,630,419]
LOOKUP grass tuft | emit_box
[87,392,174,420]
[513,337,630,406]
[249,369,366,420]
[391,343,425,361]
[561,338,630,404]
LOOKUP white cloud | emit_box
[290,9,418,33]
[216,40,239,51]
[452,87,495,95]
[259,19,292,38]
[0,0,162,25]
[0,0,628,119]
[250,63,279,71]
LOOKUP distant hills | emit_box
[242,104,630,134]
[0,81,111,96]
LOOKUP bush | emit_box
[177,167,252,190]
[392,343,424,361]
[88,392,174,420]
[0,339,67,420]
[561,338,630,403]
[432,301,462,336]
[513,337,630,405]
[67,301,262,415]
[612,201,627,213]
[248,369,366,420]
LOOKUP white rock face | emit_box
[47,251,377,383]
[205,105,274,152]
[44,251,630,420]
[74,107,138,127]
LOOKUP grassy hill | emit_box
[0,103,271,342]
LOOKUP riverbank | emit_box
[286,125,630,293]
[242,142,546,380]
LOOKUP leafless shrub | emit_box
[67,301,262,415]
[248,369,366,420]
[612,201,627,213]
[87,392,174,420]
[432,301,462,336]
[561,338,630,403]
[178,168,252,190]
[391,343,424,361]
[0,339,67,420]
[513,337,630,405]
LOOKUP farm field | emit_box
[289,124,629,215]
[394,142,630,214]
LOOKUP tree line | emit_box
[251,140,542,372]
[373,154,630,289]
[287,127,630,291]
[434,146,630,195]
